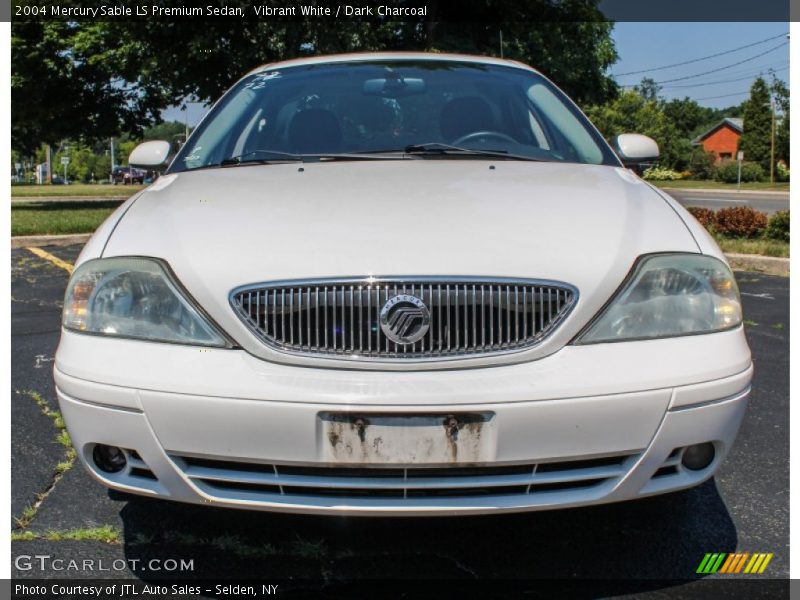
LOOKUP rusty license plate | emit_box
[319,412,496,465]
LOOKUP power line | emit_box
[613,32,789,77]
[694,90,750,102]
[638,59,789,85]
[622,59,789,89]
[714,59,790,78]
[652,42,788,85]
[623,61,788,89]
[662,65,788,89]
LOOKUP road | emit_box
[662,189,790,215]
[10,245,789,597]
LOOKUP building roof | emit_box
[691,118,744,145]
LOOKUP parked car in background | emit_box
[57,53,751,516]
[111,166,146,185]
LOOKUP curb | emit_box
[658,187,790,198]
[11,234,91,249]
[726,253,789,276]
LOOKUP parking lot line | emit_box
[25,247,73,274]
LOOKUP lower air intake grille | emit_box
[172,453,636,501]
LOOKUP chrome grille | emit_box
[230,278,577,360]
[173,453,636,502]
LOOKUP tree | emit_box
[143,121,188,144]
[117,140,138,166]
[738,77,773,173]
[11,21,168,155]
[11,1,618,152]
[711,103,744,121]
[771,76,789,166]
[662,97,716,140]
[584,89,691,171]
[634,78,661,102]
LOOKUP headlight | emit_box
[576,254,742,344]
[63,257,229,347]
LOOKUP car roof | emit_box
[246,52,537,77]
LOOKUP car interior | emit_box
[178,63,613,170]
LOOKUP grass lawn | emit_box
[714,236,789,258]
[11,201,123,236]
[11,184,145,198]
[655,180,789,192]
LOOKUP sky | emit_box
[609,22,790,108]
[163,22,791,126]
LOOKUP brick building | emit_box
[691,118,743,163]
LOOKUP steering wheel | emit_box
[452,131,518,146]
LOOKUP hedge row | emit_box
[715,162,766,184]
[686,206,789,241]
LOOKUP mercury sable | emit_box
[55,53,752,515]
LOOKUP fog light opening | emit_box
[681,442,715,471]
[93,444,127,473]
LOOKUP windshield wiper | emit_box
[193,144,534,172]
[403,143,542,162]
[219,149,411,167]
[220,150,305,166]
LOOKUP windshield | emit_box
[170,60,620,172]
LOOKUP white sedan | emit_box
[55,53,751,515]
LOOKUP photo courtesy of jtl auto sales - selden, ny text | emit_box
[3,0,797,598]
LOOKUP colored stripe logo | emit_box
[697,552,773,574]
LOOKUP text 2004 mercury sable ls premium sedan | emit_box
[55,53,752,516]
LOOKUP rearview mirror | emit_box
[614,134,659,169]
[129,140,172,168]
[363,77,426,97]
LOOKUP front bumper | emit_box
[54,328,752,516]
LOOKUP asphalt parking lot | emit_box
[10,244,789,596]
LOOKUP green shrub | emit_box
[765,210,790,242]
[689,150,717,180]
[715,161,765,183]
[776,162,790,183]
[742,162,767,182]
[686,207,715,229]
[642,166,683,181]
[714,206,768,238]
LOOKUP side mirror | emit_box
[614,134,659,169]
[129,140,172,169]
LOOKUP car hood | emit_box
[101,160,699,368]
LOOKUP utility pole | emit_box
[45,144,52,184]
[110,137,115,183]
[499,30,504,59]
[770,99,776,184]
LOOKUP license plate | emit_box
[319,412,495,465]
